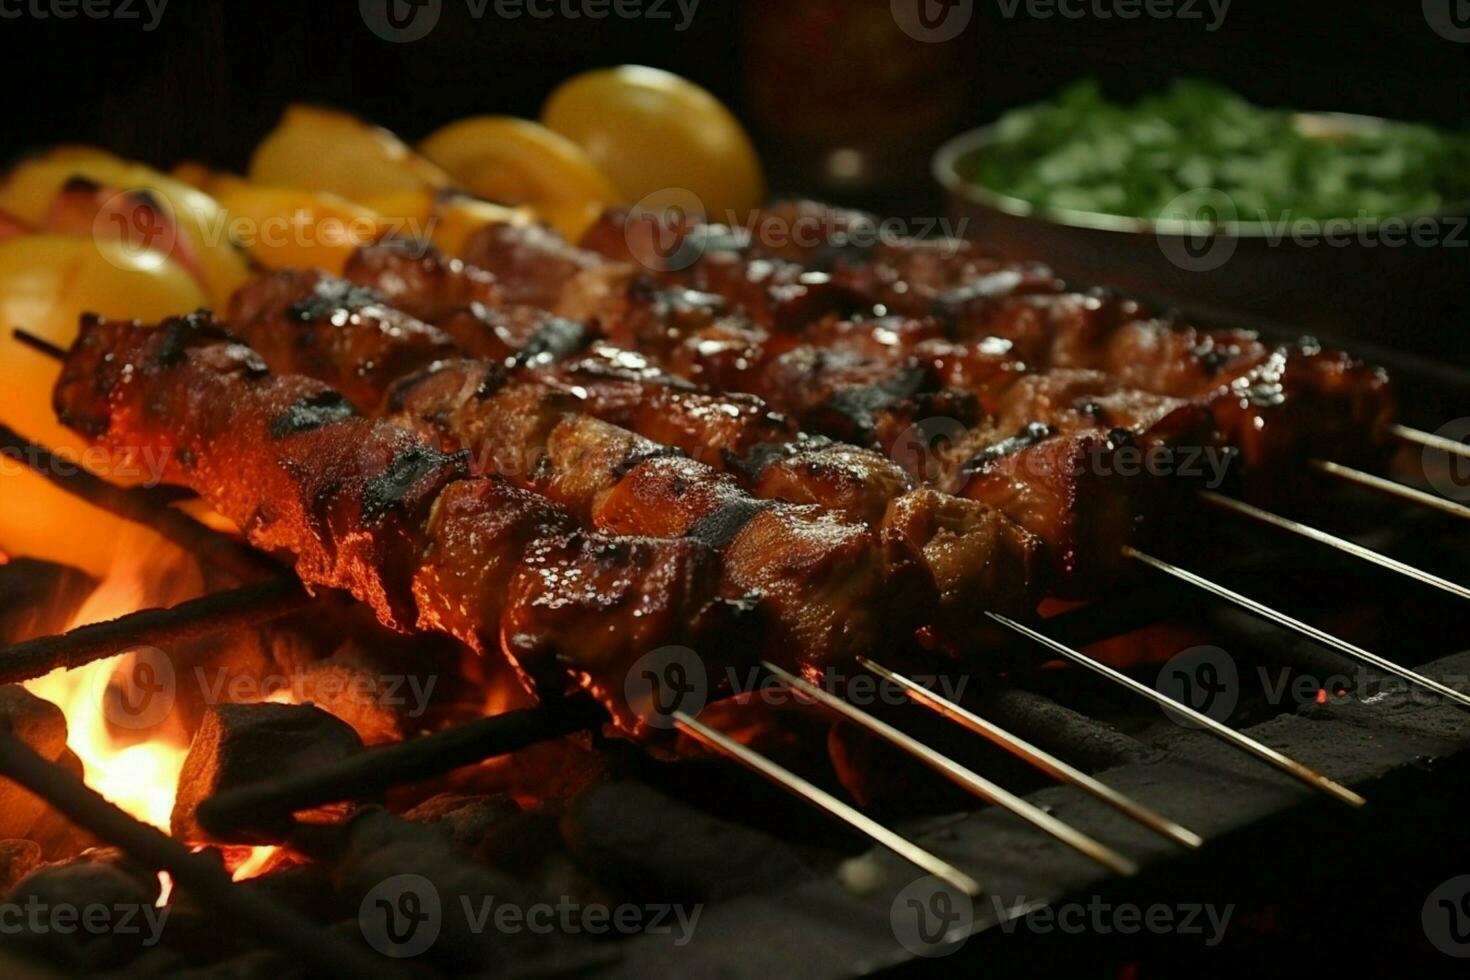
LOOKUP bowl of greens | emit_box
[933,81,1470,355]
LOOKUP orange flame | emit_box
[22,530,282,883]
[24,544,192,831]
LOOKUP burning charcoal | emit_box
[0,558,94,645]
[404,792,519,850]
[288,658,409,747]
[475,807,564,877]
[237,863,342,925]
[0,685,69,839]
[970,687,1144,771]
[3,857,164,972]
[828,721,979,813]
[330,806,555,973]
[0,840,40,892]
[171,703,364,843]
[562,781,807,904]
[473,805,609,908]
[27,750,103,861]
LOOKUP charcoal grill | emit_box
[0,310,1468,979]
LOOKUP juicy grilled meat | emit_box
[226,260,1047,641]
[227,269,462,411]
[53,312,743,735]
[342,237,503,323]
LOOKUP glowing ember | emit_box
[231,846,282,881]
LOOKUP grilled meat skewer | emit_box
[227,266,1044,646]
[53,312,746,737]
[578,203,1396,487]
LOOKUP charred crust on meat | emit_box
[384,362,456,413]
[820,363,926,443]
[287,279,385,324]
[610,444,684,481]
[472,364,511,401]
[152,312,239,368]
[962,421,1054,473]
[269,391,360,438]
[360,446,469,526]
[683,498,773,550]
[730,437,836,481]
[514,317,593,366]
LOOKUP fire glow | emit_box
[22,531,282,882]
[24,546,190,833]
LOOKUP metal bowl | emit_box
[932,114,1470,359]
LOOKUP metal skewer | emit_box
[12,328,67,360]
[1311,459,1470,520]
[1392,424,1470,462]
[758,661,1139,876]
[673,710,983,897]
[984,612,1366,807]
[1199,490,1470,602]
[858,657,1203,850]
[1125,546,1470,712]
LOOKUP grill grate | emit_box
[1,319,1467,976]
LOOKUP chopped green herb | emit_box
[969,80,1470,222]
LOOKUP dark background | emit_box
[2,0,1464,191]
[1,0,1467,357]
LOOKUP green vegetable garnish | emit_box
[969,80,1470,223]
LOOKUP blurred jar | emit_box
[742,0,977,198]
